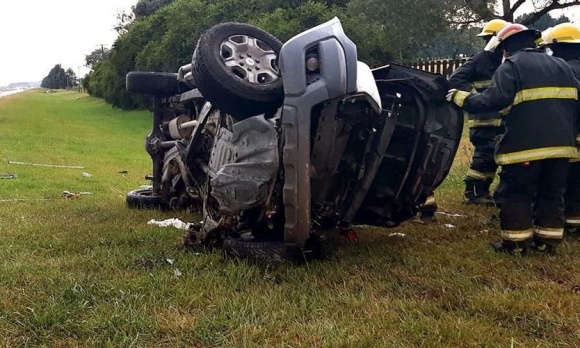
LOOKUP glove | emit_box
[446,89,458,102]
[447,89,470,108]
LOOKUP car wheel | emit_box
[191,22,284,119]
[126,72,180,96]
[126,188,168,210]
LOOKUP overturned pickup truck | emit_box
[126,18,462,260]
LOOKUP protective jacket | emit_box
[454,49,579,165]
[563,56,580,225]
[568,58,580,144]
[568,57,580,76]
[449,51,502,127]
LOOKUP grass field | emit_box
[1,90,580,347]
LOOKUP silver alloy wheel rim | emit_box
[220,35,280,84]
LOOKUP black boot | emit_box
[532,242,556,255]
[419,210,436,223]
[532,236,560,255]
[489,240,529,255]
[464,181,495,206]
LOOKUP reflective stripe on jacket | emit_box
[448,51,502,127]
[458,49,580,165]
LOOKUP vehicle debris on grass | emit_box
[147,218,192,230]
[436,211,467,218]
[62,191,92,198]
[0,173,17,179]
[388,233,407,238]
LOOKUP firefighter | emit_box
[449,19,508,205]
[447,23,580,254]
[540,23,580,232]
[418,20,507,222]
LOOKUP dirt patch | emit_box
[154,307,198,332]
[454,137,474,165]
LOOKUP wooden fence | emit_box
[403,57,469,78]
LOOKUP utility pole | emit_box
[96,44,108,60]
[77,66,81,93]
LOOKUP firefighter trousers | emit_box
[464,126,502,197]
[566,161,580,226]
[495,158,568,246]
[418,192,437,221]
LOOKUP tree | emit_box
[114,0,175,34]
[253,1,342,42]
[134,0,175,18]
[40,64,77,89]
[114,10,135,34]
[85,47,111,68]
[517,12,571,31]
[458,0,580,26]
[346,0,473,62]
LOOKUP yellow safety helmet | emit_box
[477,19,509,37]
[542,23,580,44]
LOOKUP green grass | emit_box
[1,90,580,347]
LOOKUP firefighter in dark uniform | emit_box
[540,23,580,232]
[449,19,508,205]
[447,23,580,254]
[418,20,507,221]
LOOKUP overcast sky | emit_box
[0,0,137,86]
[0,1,578,87]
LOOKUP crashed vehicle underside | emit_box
[125,18,463,260]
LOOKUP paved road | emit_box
[0,89,25,98]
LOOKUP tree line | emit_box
[82,0,577,109]
[41,65,78,90]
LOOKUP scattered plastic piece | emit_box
[0,173,17,179]
[388,233,407,238]
[62,191,92,198]
[147,218,192,230]
[8,161,84,169]
[173,269,183,277]
[436,212,467,218]
[444,224,456,228]
[411,218,426,225]
[82,172,93,178]
[166,258,174,265]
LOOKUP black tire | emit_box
[126,188,168,210]
[192,23,284,119]
[126,72,180,96]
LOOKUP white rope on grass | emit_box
[0,198,55,202]
[8,161,85,169]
